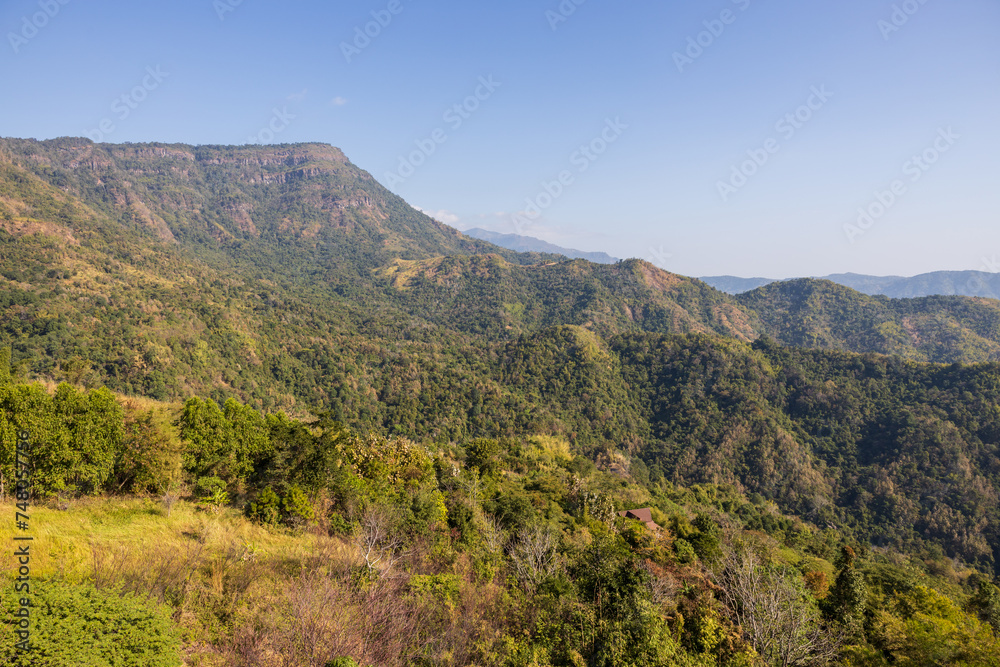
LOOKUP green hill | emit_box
[5,137,1000,664]
[739,279,1000,363]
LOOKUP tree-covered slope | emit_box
[0,138,751,408]
[4,135,1000,416]
[0,136,514,265]
[380,256,754,340]
[739,279,1000,363]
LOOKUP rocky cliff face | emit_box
[3,136,1000,369]
[0,138,512,264]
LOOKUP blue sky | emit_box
[1,0,998,278]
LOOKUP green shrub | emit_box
[328,511,353,536]
[674,538,697,564]
[1,578,181,666]
[325,658,360,667]
[194,475,229,511]
[409,573,461,609]
[465,438,501,476]
[245,485,314,528]
[245,485,282,525]
[282,485,315,526]
[194,475,226,498]
[690,514,722,564]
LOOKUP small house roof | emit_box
[618,508,658,529]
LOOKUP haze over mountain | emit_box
[702,271,1000,300]
[695,276,777,294]
[462,228,618,264]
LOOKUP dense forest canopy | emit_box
[3,137,1000,665]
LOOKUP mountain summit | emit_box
[3,137,1000,410]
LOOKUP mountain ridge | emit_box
[6,137,1000,581]
[462,227,619,264]
[702,270,1000,299]
[3,136,1000,414]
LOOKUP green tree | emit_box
[824,546,868,634]
[968,578,1000,634]
[223,397,271,485]
[54,385,123,494]
[465,437,502,476]
[180,397,235,484]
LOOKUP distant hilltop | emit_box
[463,228,618,264]
[701,271,1000,300]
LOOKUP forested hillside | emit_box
[704,271,1000,300]
[739,280,1000,363]
[4,367,1000,666]
[4,137,1000,414]
[5,137,1000,664]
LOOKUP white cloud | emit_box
[413,207,461,226]
[287,89,308,102]
[330,96,348,107]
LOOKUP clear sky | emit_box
[1,0,997,278]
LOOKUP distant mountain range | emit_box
[701,271,1000,299]
[5,135,1000,416]
[462,228,618,264]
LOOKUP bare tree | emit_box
[161,480,182,518]
[640,560,679,611]
[457,468,484,507]
[478,513,507,555]
[355,505,405,576]
[718,543,843,666]
[509,525,560,591]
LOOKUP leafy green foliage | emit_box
[325,659,361,667]
[0,579,181,667]
[4,138,1000,664]
[0,382,123,496]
